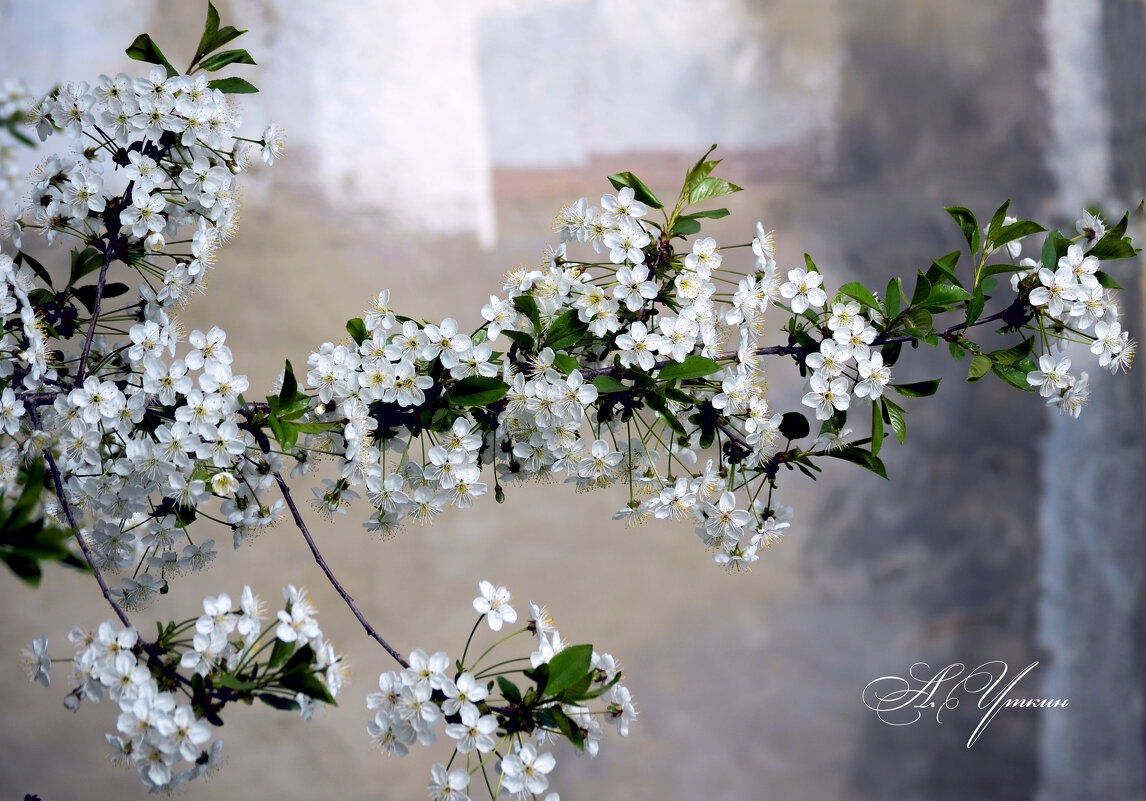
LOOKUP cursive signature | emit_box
[862,661,1068,747]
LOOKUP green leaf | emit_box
[884,277,903,320]
[891,379,941,397]
[545,644,593,697]
[1,552,42,587]
[823,446,888,479]
[945,206,981,255]
[1040,229,1063,272]
[910,270,932,306]
[290,421,340,435]
[904,307,933,332]
[671,217,702,237]
[501,329,536,353]
[194,1,222,61]
[282,670,336,705]
[647,394,687,437]
[267,638,295,670]
[591,374,626,394]
[870,400,884,456]
[981,262,1025,278]
[682,144,720,197]
[72,282,129,313]
[497,676,523,705]
[217,674,257,692]
[512,295,542,335]
[1087,213,1138,259]
[687,176,742,206]
[607,171,663,210]
[257,693,301,712]
[882,398,907,444]
[966,287,985,326]
[544,308,588,351]
[207,77,259,94]
[68,247,104,288]
[560,672,597,703]
[278,360,299,405]
[125,33,177,77]
[657,355,721,382]
[268,385,311,421]
[27,289,54,310]
[804,253,819,274]
[948,341,966,361]
[985,199,1011,244]
[926,250,963,288]
[967,353,992,382]
[923,283,972,307]
[541,705,586,751]
[14,251,53,289]
[345,317,367,345]
[451,376,509,407]
[988,337,1033,365]
[993,219,1046,250]
[280,644,317,675]
[5,125,35,147]
[779,412,810,440]
[680,207,731,220]
[1094,270,1123,290]
[190,1,248,71]
[198,49,256,72]
[992,363,1035,391]
[266,413,287,449]
[552,353,579,375]
[3,459,48,528]
[837,281,881,312]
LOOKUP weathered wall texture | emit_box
[0,1,1142,799]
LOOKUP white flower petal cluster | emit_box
[367,582,632,800]
[797,300,891,426]
[47,584,342,790]
[293,184,804,568]
[1015,227,1135,415]
[0,63,290,603]
[63,620,219,790]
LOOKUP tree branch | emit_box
[273,471,409,669]
[72,242,115,387]
[26,404,132,629]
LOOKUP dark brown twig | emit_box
[27,404,131,628]
[273,472,408,669]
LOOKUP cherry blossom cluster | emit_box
[366,581,634,801]
[290,179,1138,575]
[1010,211,1136,416]
[28,584,343,791]
[797,295,890,420]
[296,181,798,571]
[0,58,288,605]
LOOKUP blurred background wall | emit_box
[1,1,1143,799]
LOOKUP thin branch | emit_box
[73,242,115,388]
[27,404,132,629]
[579,299,1026,381]
[713,300,1024,363]
[273,471,409,669]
